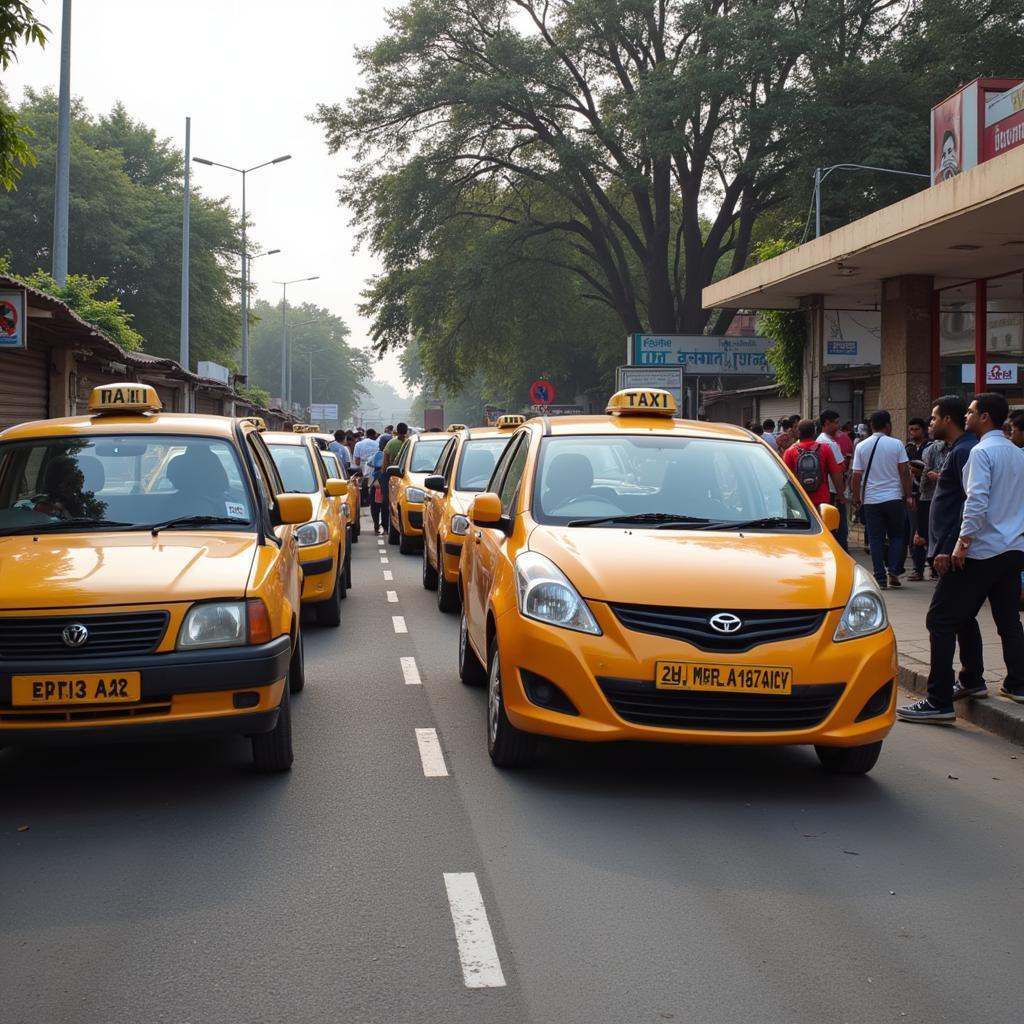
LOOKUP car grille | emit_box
[596,679,845,732]
[608,604,825,653]
[0,612,170,660]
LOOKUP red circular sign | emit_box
[0,300,18,336]
[529,379,555,405]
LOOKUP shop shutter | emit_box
[196,393,223,416]
[758,395,801,425]
[154,384,178,412]
[0,346,50,430]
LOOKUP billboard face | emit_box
[932,92,963,184]
[823,310,881,367]
[983,82,1024,162]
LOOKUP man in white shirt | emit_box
[352,428,380,506]
[850,409,913,589]
[898,392,1024,722]
[816,408,849,551]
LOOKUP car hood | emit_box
[527,526,850,610]
[0,532,259,610]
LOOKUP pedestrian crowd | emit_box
[749,396,1024,726]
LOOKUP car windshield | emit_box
[0,434,253,534]
[532,435,813,529]
[410,439,448,473]
[268,444,318,493]
[455,438,511,492]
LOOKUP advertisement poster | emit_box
[982,81,1024,162]
[0,288,27,349]
[932,92,963,184]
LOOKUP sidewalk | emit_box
[850,546,1024,744]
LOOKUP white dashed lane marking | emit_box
[380,557,389,564]
[400,656,421,685]
[414,728,449,777]
[383,570,394,581]
[392,616,407,634]
[386,591,398,603]
[443,873,506,989]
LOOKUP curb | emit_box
[898,663,1024,746]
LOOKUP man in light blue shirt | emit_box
[898,392,1024,723]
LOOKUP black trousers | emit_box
[926,550,1024,708]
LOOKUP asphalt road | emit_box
[2,512,1024,1024]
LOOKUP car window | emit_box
[246,435,278,514]
[455,438,512,492]
[497,437,530,516]
[532,435,812,528]
[267,444,318,494]
[436,438,458,480]
[321,452,343,479]
[0,434,254,534]
[409,439,448,473]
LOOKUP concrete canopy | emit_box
[702,146,1024,312]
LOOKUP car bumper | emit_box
[441,538,464,582]
[403,504,424,536]
[494,604,897,748]
[299,542,337,602]
[0,637,291,742]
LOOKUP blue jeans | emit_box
[863,500,905,583]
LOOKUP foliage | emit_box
[754,238,805,397]
[246,299,370,421]
[0,3,47,190]
[0,91,243,366]
[24,269,143,350]
[236,384,271,410]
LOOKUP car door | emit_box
[424,438,457,551]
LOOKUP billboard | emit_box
[615,366,685,411]
[931,92,964,184]
[823,310,881,367]
[983,81,1024,162]
[309,403,339,421]
[628,334,771,375]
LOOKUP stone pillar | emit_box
[880,275,933,439]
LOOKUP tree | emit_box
[246,299,371,422]
[0,1,47,189]
[0,91,243,366]
[315,0,917,346]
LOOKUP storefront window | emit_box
[937,282,975,399]
[986,272,1024,407]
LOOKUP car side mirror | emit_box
[385,466,402,479]
[818,503,840,532]
[325,478,347,498]
[424,474,446,493]
[276,494,314,526]
[470,492,503,527]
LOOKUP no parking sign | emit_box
[0,289,27,349]
[529,379,555,406]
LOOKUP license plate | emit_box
[655,661,792,695]
[11,672,142,706]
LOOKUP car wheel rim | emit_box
[488,656,500,746]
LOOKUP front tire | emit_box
[815,741,882,775]
[422,539,438,590]
[437,560,460,613]
[398,510,418,554]
[252,683,293,773]
[315,563,343,627]
[458,606,487,687]
[388,514,399,545]
[487,642,535,768]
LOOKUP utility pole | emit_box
[52,0,72,285]
[179,117,191,373]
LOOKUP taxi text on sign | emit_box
[629,334,772,375]
[0,288,27,350]
[88,383,163,412]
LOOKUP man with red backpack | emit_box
[783,418,845,511]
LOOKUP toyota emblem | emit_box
[61,624,90,648]
[708,613,742,634]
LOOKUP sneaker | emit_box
[887,575,903,588]
[907,571,925,582]
[876,578,889,590]
[896,698,956,723]
[953,682,989,701]
[998,686,1024,704]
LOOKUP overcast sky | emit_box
[5,0,408,397]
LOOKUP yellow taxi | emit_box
[264,429,351,627]
[421,417,523,612]
[0,384,312,772]
[385,430,451,554]
[458,389,897,774]
[309,431,363,544]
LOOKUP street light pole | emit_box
[273,278,318,409]
[52,0,72,286]
[813,163,931,238]
[191,153,291,380]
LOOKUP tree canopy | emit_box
[0,1,47,190]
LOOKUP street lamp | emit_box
[192,153,291,380]
[813,163,930,238]
[273,277,319,407]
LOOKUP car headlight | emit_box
[295,520,329,547]
[834,563,888,642]
[406,487,426,504]
[177,601,247,649]
[450,514,470,536]
[514,551,601,635]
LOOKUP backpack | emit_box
[794,444,823,494]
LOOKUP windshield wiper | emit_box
[566,512,713,528]
[145,515,247,536]
[691,516,810,531]
[0,517,138,535]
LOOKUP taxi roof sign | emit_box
[447,423,468,432]
[241,416,267,431]
[606,388,677,416]
[88,383,162,414]
[291,423,321,433]
[495,414,526,429]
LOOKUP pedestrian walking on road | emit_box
[353,429,380,507]
[898,393,1024,723]
[370,435,387,534]
[914,427,950,579]
[329,430,351,473]
[850,409,914,589]
[816,409,850,552]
